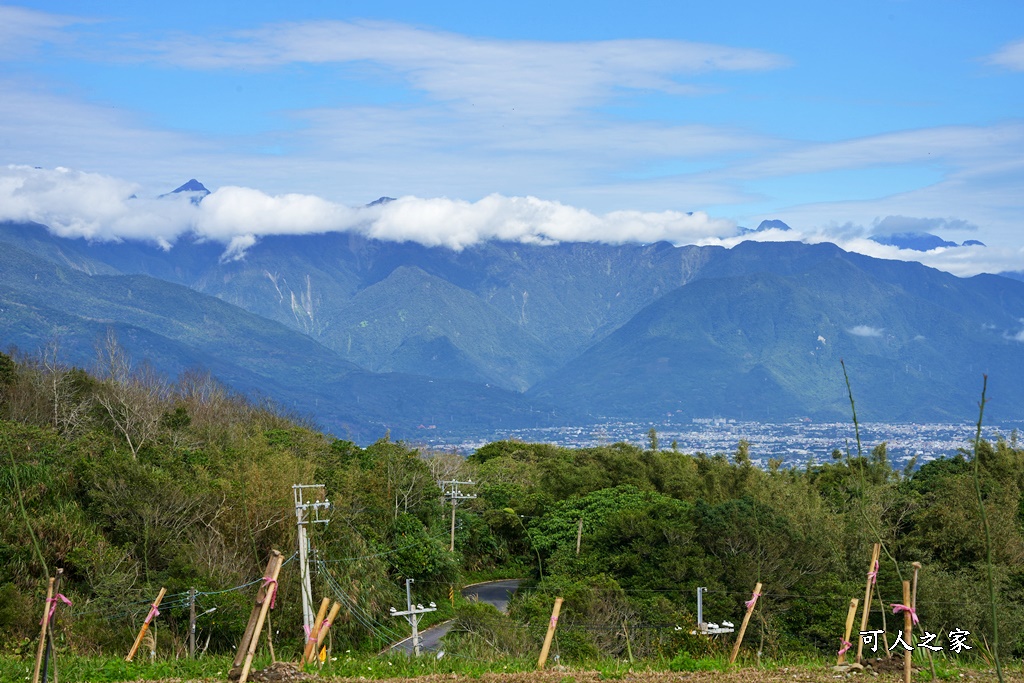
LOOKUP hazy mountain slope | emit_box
[323,265,558,389]
[529,255,1024,422]
[0,241,558,440]
[0,223,717,374]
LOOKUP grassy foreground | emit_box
[2,653,1021,683]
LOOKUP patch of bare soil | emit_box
[226,662,312,682]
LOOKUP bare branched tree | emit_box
[94,330,169,459]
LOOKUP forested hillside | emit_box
[1,349,1023,663]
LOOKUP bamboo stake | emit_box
[837,598,859,665]
[41,568,64,683]
[309,601,342,667]
[537,597,563,670]
[301,597,331,665]
[238,552,284,683]
[856,543,881,664]
[31,577,55,683]
[233,551,283,669]
[729,582,762,665]
[125,587,166,662]
[902,581,912,683]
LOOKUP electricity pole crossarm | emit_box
[389,578,437,656]
[293,484,331,637]
[441,480,477,552]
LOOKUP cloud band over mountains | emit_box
[2,165,1022,277]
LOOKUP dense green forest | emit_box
[1,343,1023,665]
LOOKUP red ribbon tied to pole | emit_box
[262,577,278,609]
[745,591,761,610]
[891,603,919,625]
[838,639,852,656]
[41,593,72,625]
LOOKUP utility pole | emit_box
[389,579,436,656]
[440,480,476,552]
[694,586,734,636]
[293,484,331,637]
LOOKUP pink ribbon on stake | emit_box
[262,577,278,609]
[838,639,852,656]
[745,591,761,610]
[892,603,919,625]
[41,593,72,625]
[144,602,160,625]
[867,560,879,585]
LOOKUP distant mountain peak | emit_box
[367,196,396,207]
[171,179,210,195]
[738,219,792,235]
[756,219,791,232]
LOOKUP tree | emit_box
[94,331,168,459]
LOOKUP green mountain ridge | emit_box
[2,221,1023,434]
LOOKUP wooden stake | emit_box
[837,598,859,665]
[576,518,583,555]
[32,576,55,683]
[125,587,166,662]
[729,581,762,665]
[238,551,284,683]
[902,580,912,683]
[301,597,331,665]
[233,551,283,669]
[537,597,563,670]
[856,543,880,664]
[309,601,342,667]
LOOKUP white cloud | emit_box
[987,38,1024,71]
[848,326,884,338]
[145,20,788,118]
[2,166,1022,277]
[0,166,735,256]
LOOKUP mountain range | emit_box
[2,186,1023,441]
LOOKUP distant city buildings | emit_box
[418,420,1020,469]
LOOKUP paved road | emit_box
[389,579,522,655]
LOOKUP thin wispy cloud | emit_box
[987,38,1024,71]
[145,20,789,117]
[727,124,1024,178]
[0,5,83,59]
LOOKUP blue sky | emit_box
[1,1,1023,274]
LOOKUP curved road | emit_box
[389,579,522,655]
